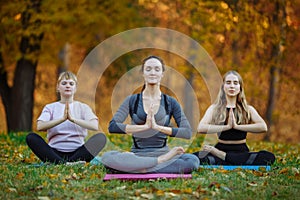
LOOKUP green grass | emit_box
[0,132,299,200]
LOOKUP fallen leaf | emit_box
[116,185,126,190]
[61,179,68,184]
[247,181,257,187]
[8,188,17,193]
[141,193,154,199]
[169,189,181,194]
[156,190,165,196]
[16,172,25,180]
[182,188,193,194]
[37,197,50,200]
[252,170,264,177]
[279,168,289,174]
[48,174,58,179]
[165,192,178,197]
[209,182,221,188]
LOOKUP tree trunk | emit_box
[264,0,286,141]
[9,58,38,131]
[265,65,280,141]
[0,53,11,131]
[0,0,43,132]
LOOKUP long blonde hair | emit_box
[212,70,250,125]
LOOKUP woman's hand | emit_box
[227,108,233,129]
[228,108,237,129]
[150,104,159,130]
[64,101,75,123]
[145,104,153,129]
[63,101,68,121]
[65,101,75,123]
[148,103,172,135]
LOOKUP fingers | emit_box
[230,108,237,127]
[227,108,234,128]
[177,146,185,154]
[63,102,68,119]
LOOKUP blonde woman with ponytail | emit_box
[193,71,275,165]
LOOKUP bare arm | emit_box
[149,104,173,136]
[197,105,231,134]
[37,118,65,131]
[125,124,151,134]
[233,105,267,133]
[126,104,162,134]
[37,102,99,131]
[109,95,152,134]
[69,118,98,131]
[37,103,69,131]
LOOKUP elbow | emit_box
[262,123,268,132]
[186,129,192,139]
[108,119,127,133]
[89,120,99,131]
[197,126,207,134]
[108,124,114,133]
[37,122,45,131]
[108,121,124,133]
[108,120,115,133]
[90,125,99,131]
[182,128,192,139]
[171,128,192,139]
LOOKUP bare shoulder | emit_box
[207,104,216,112]
[247,105,258,112]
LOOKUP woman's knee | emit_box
[90,133,106,142]
[26,132,40,145]
[259,150,276,164]
[190,154,200,169]
[101,151,122,165]
[181,154,200,169]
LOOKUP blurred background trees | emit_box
[0,0,299,143]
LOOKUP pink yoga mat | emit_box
[103,173,192,181]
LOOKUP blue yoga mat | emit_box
[199,165,271,170]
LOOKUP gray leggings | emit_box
[101,151,199,174]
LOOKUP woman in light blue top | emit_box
[102,55,199,173]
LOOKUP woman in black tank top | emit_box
[193,70,275,165]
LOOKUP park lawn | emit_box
[0,132,299,200]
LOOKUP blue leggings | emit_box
[102,150,199,174]
[26,132,106,164]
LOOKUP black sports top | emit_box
[218,108,247,140]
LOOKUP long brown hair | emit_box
[212,70,250,125]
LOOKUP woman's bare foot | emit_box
[202,145,226,160]
[157,147,185,164]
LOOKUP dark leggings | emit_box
[193,143,275,165]
[26,132,106,164]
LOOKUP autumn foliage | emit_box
[0,1,300,143]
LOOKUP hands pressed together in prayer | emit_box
[227,108,238,129]
[145,103,158,129]
[63,101,75,123]
[143,103,172,135]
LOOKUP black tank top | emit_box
[218,108,247,140]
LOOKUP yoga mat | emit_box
[103,173,192,181]
[199,165,271,171]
